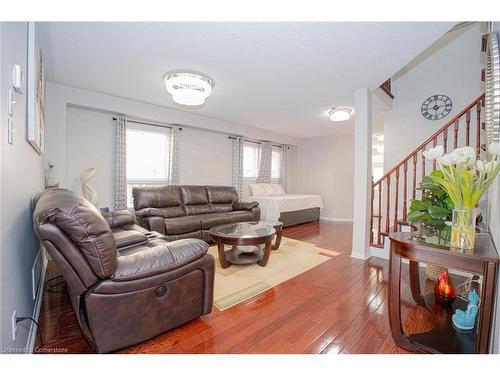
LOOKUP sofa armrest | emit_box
[102,210,135,229]
[135,207,168,218]
[233,201,259,211]
[111,239,209,281]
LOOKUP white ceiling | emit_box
[40,22,454,138]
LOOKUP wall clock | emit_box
[485,31,500,145]
[421,94,453,121]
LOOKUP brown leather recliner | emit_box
[32,188,214,353]
[133,185,261,242]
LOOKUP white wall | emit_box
[0,22,45,351]
[298,134,354,221]
[384,23,483,170]
[45,83,300,208]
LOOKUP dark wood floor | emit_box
[36,220,437,354]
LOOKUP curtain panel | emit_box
[169,126,181,185]
[280,146,289,192]
[256,141,273,183]
[114,116,127,210]
[231,137,244,197]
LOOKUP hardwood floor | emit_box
[35,220,437,354]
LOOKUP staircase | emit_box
[370,94,486,248]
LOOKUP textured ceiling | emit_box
[39,22,454,138]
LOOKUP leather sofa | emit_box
[133,185,261,242]
[32,188,214,353]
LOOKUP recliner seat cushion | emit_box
[196,213,232,230]
[33,188,117,278]
[164,216,202,235]
[112,228,148,250]
[111,238,209,281]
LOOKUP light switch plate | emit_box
[12,64,23,93]
[8,117,14,145]
[8,89,15,116]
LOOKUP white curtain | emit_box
[114,116,127,210]
[256,141,272,183]
[280,146,289,192]
[231,137,244,197]
[169,126,181,184]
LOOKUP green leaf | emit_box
[431,169,444,178]
[408,210,425,222]
[410,199,428,211]
[428,206,450,219]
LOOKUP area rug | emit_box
[208,237,341,311]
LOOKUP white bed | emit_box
[249,194,324,222]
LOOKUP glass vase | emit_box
[450,209,476,251]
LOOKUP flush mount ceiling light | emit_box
[328,107,353,122]
[164,72,213,106]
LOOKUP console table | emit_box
[388,231,498,354]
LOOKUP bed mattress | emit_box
[248,194,324,222]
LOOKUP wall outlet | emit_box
[11,310,17,341]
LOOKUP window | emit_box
[271,147,281,179]
[126,125,172,207]
[243,142,260,178]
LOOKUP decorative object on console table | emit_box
[434,271,456,305]
[452,290,480,332]
[388,231,498,354]
[423,143,500,250]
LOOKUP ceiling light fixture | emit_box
[164,72,213,106]
[328,107,353,122]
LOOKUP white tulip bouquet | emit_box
[423,142,500,249]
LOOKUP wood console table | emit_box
[388,231,498,354]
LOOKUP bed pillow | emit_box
[249,183,267,196]
[261,184,277,196]
[274,184,286,195]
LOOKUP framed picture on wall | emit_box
[27,22,45,155]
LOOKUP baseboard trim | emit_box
[25,249,47,354]
[320,217,353,222]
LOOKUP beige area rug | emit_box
[208,237,341,311]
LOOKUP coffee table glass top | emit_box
[210,221,279,239]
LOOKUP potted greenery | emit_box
[408,170,454,244]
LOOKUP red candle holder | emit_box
[434,271,456,305]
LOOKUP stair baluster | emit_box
[369,94,484,248]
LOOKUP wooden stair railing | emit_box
[370,94,485,248]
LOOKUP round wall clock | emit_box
[485,31,500,145]
[421,95,453,121]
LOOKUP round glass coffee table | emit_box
[209,221,283,269]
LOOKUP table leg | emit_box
[272,226,283,250]
[409,260,426,306]
[217,240,230,269]
[257,240,272,267]
[477,261,497,353]
[388,246,420,351]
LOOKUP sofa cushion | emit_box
[164,216,202,235]
[196,213,232,230]
[132,185,183,211]
[225,210,254,222]
[185,204,212,215]
[180,186,209,205]
[206,186,238,204]
[210,203,234,213]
